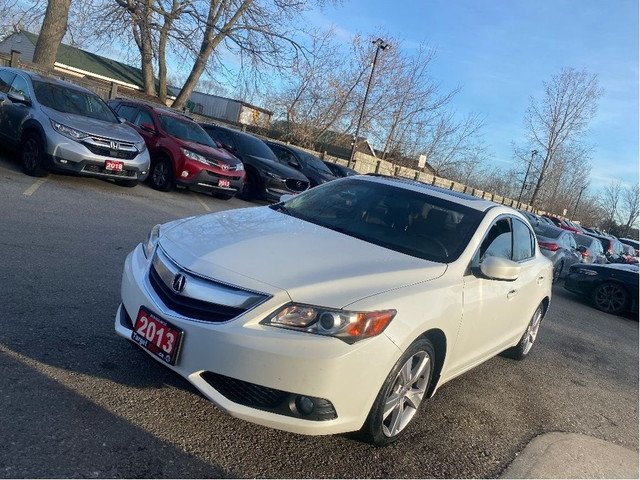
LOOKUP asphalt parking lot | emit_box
[0,156,638,478]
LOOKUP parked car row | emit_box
[0,66,357,201]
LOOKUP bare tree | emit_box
[521,68,602,208]
[598,181,623,229]
[619,183,640,237]
[32,0,72,68]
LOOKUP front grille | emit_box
[285,178,309,192]
[84,144,138,160]
[82,164,136,177]
[201,371,287,408]
[149,266,245,322]
[82,136,139,160]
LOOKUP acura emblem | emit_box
[110,141,120,150]
[172,273,187,293]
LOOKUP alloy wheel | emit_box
[382,351,430,438]
[594,283,627,313]
[522,306,543,355]
[153,161,168,187]
[23,138,39,172]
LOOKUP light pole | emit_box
[572,185,587,219]
[517,150,538,208]
[348,38,390,168]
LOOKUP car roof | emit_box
[2,66,93,94]
[200,122,263,141]
[111,97,193,121]
[361,174,498,212]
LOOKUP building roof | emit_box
[17,31,146,89]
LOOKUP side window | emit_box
[9,74,30,101]
[135,108,154,127]
[0,70,16,93]
[513,218,535,261]
[116,104,139,122]
[480,218,513,261]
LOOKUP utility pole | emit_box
[572,185,587,219]
[348,38,390,168]
[517,150,538,208]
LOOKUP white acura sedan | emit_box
[115,175,552,445]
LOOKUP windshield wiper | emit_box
[269,203,293,216]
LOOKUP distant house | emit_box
[0,30,272,127]
[0,30,147,90]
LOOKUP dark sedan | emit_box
[323,160,359,178]
[200,123,310,202]
[265,141,337,187]
[564,263,639,315]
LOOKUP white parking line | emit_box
[23,178,48,196]
[192,192,211,212]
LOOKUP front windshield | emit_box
[159,115,216,147]
[239,134,277,160]
[298,150,333,174]
[274,178,483,263]
[33,80,117,122]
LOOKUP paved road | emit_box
[0,157,637,478]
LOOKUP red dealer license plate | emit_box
[218,179,231,188]
[105,160,124,171]
[132,308,183,365]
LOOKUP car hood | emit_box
[158,207,447,308]
[42,107,143,143]
[242,154,309,181]
[181,140,241,164]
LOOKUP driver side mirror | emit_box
[577,245,587,253]
[140,122,156,134]
[479,256,521,281]
[288,159,301,169]
[7,91,30,105]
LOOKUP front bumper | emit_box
[174,168,244,197]
[115,244,401,435]
[44,129,150,181]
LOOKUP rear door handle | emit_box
[507,289,518,299]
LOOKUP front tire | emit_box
[150,157,173,192]
[592,282,628,314]
[22,133,49,177]
[360,338,434,446]
[501,303,544,360]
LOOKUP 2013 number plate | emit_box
[132,307,183,365]
[218,178,231,188]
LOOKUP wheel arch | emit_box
[20,120,46,144]
[416,328,446,397]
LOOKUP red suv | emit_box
[108,99,244,198]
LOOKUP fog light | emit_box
[141,170,147,175]
[59,159,68,164]
[295,396,315,416]
[181,170,189,178]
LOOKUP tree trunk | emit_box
[32,0,72,69]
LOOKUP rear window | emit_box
[532,224,562,239]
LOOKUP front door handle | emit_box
[537,276,545,285]
[507,289,518,299]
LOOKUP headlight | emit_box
[143,224,161,259]
[261,303,396,344]
[136,140,147,153]
[235,162,244,171]
[265,171,284,181]
[50,120,89,140]
[181,147,210,165]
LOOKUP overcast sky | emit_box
[305,0,639,190]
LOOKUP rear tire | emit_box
[22,132,49,177]
[360,338,434,446]
[150,157,173,192]
[592,282,628,314]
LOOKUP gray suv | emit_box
[0,67,149,186]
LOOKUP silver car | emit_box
[0,67,149,186]
[532,223,581,283]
